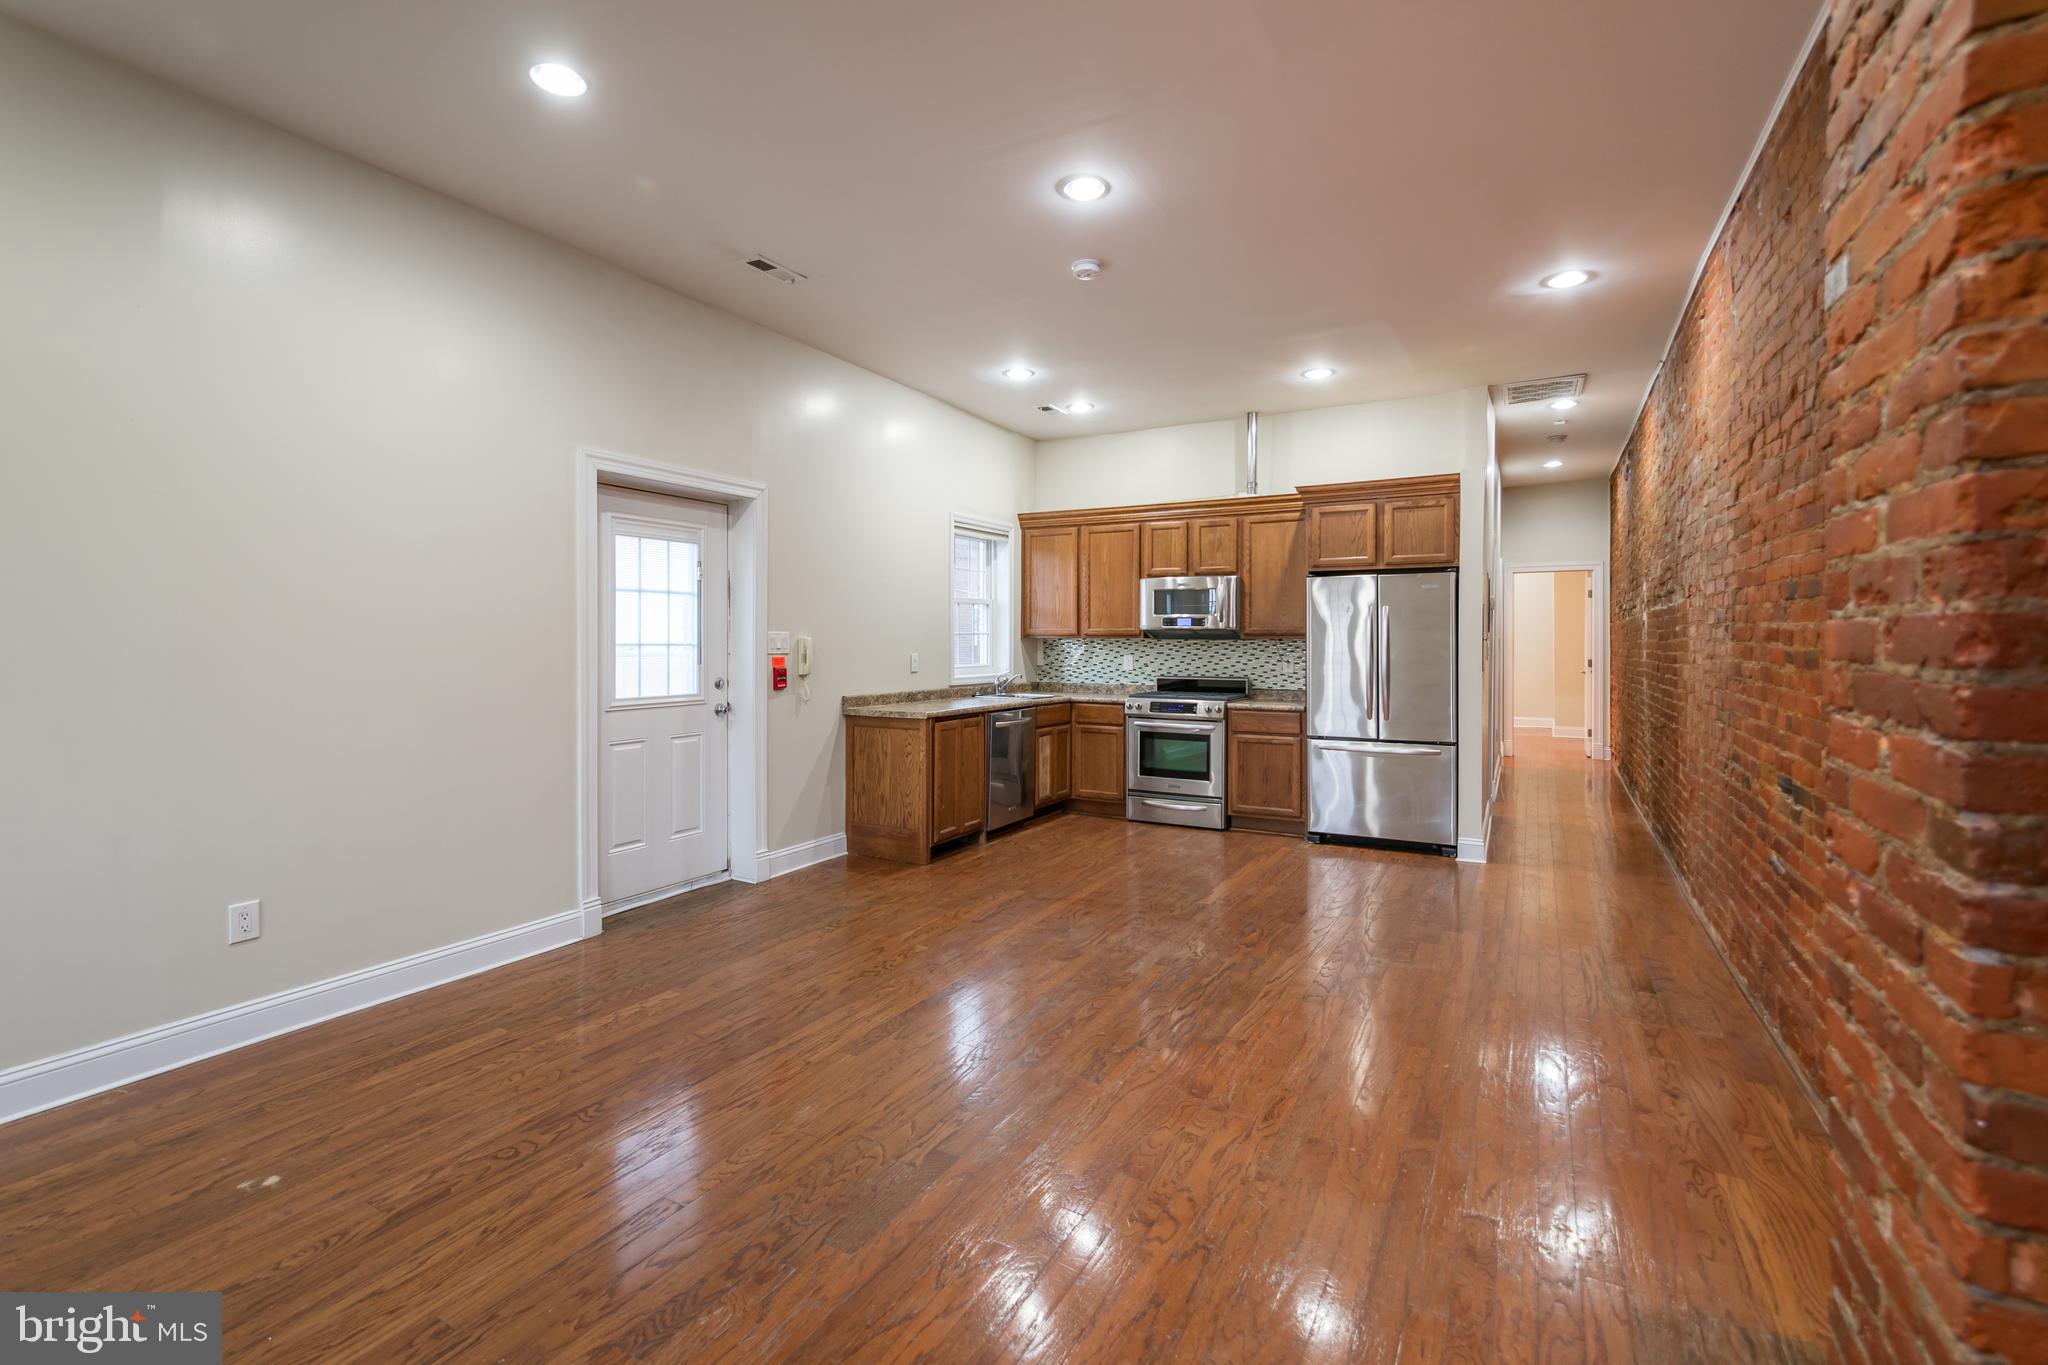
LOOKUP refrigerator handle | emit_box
[1364,585,1377,724]
[1377,602,1391,729]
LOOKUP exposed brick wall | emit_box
[1612,2,2048,1360]
[1609,46,1833,1082]
[1820,0,2048,1358]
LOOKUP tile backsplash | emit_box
[1032,637,1306,687]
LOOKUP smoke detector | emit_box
[1500,373,1586,406]
[742,253,806,284]
[1070,258,1102,282]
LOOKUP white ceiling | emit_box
[5,0,1818,485]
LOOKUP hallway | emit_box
[0,738,1831,1361]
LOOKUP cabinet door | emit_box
[1022,526,1080,637]
[1189,516,1242,575]
[1242,512,1308,637]
[1070,714,1126,802]
[1079,522,1142,636]
[1035,724,1072,806]
[1140,520,1190,576]
[1381,494,1458,566]
[929,715,987,844]
[1308,500,1379,570]
[1227,719,1305,821]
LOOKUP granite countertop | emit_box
[1228,689,1306,712]
[841,685,1133,720]
[843,684,1305,719]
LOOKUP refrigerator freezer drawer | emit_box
[1308,740,1457,846]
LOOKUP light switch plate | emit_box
[767,630,792,653]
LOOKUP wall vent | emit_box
[742,254,806,284]
[1500,373,1586,405]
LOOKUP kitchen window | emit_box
[950,516,1011,683]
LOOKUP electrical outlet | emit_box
[228,899,261,944]
[1122,654,1135,672]
[910,652,920,673]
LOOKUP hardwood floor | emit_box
[0,734,1831,1362]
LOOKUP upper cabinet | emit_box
[1140,520,1190,576]
[1306,500,1379,570]
[1016,475,1457,641]
[1079,522,1142,636]
[1022,525,1079,637]
[1381,494,1458,566]
[1242,511,1308,637]
[1190,516,1242,575]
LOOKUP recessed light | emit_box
[1002,366,1036,381]
[1541,269,1592,290]
[1055,174,1111,203]
[528,62,588,97]
[1300,367,1337,381]
[1543,459,1565,469]
[1550,397,1578,411]
[1553,419,1568,425]
[1064,401,1096,415]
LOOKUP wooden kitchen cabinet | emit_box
[1189,516,1242,574]
[1381,494,1458,566]
[930,714,987,845]
[1035,721,1071,806]
[1079,522,1142,636]
[1227,709,1306,835]
[1307,500,1379,570]
[1242,511,1309,637]
[1069,702,1127,809]
[1022,525,1080,637]
[1141,520,1189,576]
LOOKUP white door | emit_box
[599,488,730,905]
[1582,580,1596,756]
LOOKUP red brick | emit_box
[1887,611,2048,669]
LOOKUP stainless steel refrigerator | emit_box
[1306,570,1457,851]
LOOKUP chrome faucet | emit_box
[990,672,1026,696]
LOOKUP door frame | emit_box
[1500,559,1608,761]
[576,447,767,939]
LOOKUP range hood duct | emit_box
[1244,411,1259,494]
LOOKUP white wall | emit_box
[1033,387,1496,851]
[1501,477,1611,566]
[0,19,1031,1068]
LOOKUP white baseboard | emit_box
[0,908,581,1128]
[1513,716,1555,729]
[1551,725,1589,739]
[759,832,847,879]
[1591,744,1613,760]
[1456,836,1488,864]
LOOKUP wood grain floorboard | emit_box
[0,735,1830,1362]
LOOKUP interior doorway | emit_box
[1502,562,1607,759]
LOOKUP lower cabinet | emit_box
[1035,720,1072,807]
[845,712,987,864]
[1226,708,1306,835]
[1070,703,1127,807]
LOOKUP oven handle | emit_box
[1129,719,1215,732]
[1134,798,1214,812]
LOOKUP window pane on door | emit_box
[613,531,702,701]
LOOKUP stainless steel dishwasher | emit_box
[985,707,1037,832]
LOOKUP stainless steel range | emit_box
[1124,676,1249,829]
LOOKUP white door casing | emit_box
[598,491,730,903]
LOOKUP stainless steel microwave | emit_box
[1140,575,1240,638]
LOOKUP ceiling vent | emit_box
[742,254,806,284]
[1500,373,1586,406]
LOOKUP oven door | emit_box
[1126,717,1224,799]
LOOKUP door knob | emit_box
[714,702,732,717]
